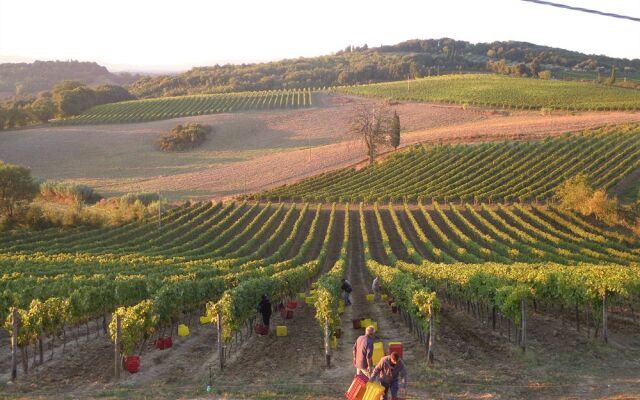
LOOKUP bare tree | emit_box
[350,104,394,165]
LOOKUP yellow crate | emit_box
[331,335,337,349]
[338,304,345,314]
[361,318,372,328]
[199,315,212,325]
[276,325,288,337]
[298,292,306,300]
[306,296,315,305]
[366,294,374,302]
[372,321,378,332]
[339,299,345,307]
[372,341,384,364]
[362,381,385,400]
[177,324,190,337]
[381,294,388,302]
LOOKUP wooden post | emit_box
[602,292,608,344]
[427,303,434,364]
[324,317,332,367]
[520,298,527,352]
[217,311,224,370]
[38,328,44,365]
[114,314,121,380]
[492,306,496,330]
[11,308,19,382]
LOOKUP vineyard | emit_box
[336,74,640,111]
[1,199,639,389]
[2,123,640,396]
[258,124,640,202]
[52,89,314,125]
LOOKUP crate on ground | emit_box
[276,325,288,337]
[177,324,190,337]
[255,323,268,335]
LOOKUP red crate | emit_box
[352,319,361,329]
[345,374,368,400]
[124,355,140,373]
[389,343,404,359]
[255,323,268,335]
[154,336,173,350]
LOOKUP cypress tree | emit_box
[390,111,400,150]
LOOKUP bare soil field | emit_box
[1,93,638,200]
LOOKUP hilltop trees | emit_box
[54,81,134,117]
[0,82,135,130]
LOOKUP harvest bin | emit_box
[154,336,173,350]
[124,355,140,373]
[345,374,368,400]
[388,342,403,359]
[255,323,268,335]
[362,381,385,400]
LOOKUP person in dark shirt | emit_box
[370,352,408,400]
[258,294,272,326]
[352,325,375,376]
[341,279,352,306]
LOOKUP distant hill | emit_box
[128,38,640,98]
[0,60,142,98]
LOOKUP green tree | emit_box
[0,161,39,217]
[390,111,400,150]
[58,86,95,117]
[30,96,56,122]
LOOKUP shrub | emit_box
[158,123,212,152]
[40,181,101,204]
[538,70,552,80]
[25,205,50,229]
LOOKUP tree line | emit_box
[128,38,639,98]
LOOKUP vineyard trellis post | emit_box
[602,292,608,344]
[114,314,121,380]
[324,317,331,367]
[427,303,435,364]
[217,311,225,370]
[11,307,19,381]
[520,298,527,351]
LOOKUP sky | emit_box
[0,0,639,72]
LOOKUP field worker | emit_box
[372,276,381,301]
[352,325,375,376]
[341,278,353,306]
[370,352,408,400]
[257,294,272,327]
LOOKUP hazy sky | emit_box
[1,0,638,71]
